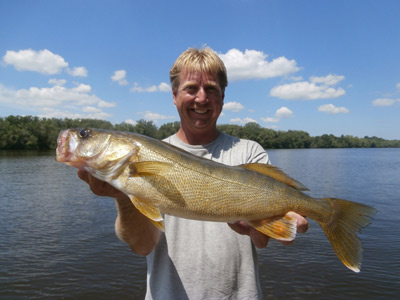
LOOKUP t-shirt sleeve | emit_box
[246,141,271,165]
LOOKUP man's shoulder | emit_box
[219,132,263,150]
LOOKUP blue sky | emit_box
[1,0,399,139]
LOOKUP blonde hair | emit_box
[169,47,228,91]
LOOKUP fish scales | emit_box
[56,128,377,272]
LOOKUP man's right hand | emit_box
[77,169,160,255]
[77,170,128,200]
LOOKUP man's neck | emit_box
[176,127,220,145]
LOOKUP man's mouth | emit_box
[193,108,209,114]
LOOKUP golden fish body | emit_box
[56,128,376,272]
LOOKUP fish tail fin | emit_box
[319,198,377,272]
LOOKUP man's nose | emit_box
[195,87,208,104]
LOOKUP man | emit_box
[78,47,308,299]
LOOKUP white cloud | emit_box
[72,83,91,93]
[372,98,399,107]
[260,117,280,123]
[0,82,115,119]
[131,82,171,93]
[98,99,116,108]
[396,82,400,89]
[48,78,67,86]
[318,104,349,114]
[158,82,171,92]
[39,107,111,120]
[310,74,344,86]
[82,106,102,113]
[140,111,175,122]
[230,117,258,124]
[270,74,346,100]
[125,119,137,126]
[223,101,244,112]
[261,106,293,123]
[3,49,68,74]
[275,106,293,118]
[219,48,299,81]
[67,66,88,77]
[111,69,129,85]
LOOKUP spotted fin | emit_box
[248,213,298,241]
[129,196,165,231]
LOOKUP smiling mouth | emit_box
[193,108,209,114]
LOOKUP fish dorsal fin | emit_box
[248,212,298,241]
[129,196,165,231]
[129,161,172,177]
[240,163,308,191]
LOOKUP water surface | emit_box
[0,149,399,299]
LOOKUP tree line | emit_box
[1,115,399,150]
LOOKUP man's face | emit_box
[173,71,224,134]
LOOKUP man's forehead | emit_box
[180,70,218,84]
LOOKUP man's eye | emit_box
[186,86,197,93]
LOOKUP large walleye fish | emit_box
[56,128,376,272]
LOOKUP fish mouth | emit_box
[56,130,73,162]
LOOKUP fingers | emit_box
[228,221,251,235]
[77,170,125,198]
[249,227,269,249]
[228,211,309,248]
[287,211,309,234]
[77,169,89,183]
[228,221,270,249]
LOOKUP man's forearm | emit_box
[115,197,160,256]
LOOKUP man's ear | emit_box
[172,88,177,105]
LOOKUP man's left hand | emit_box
[228,211,309,249]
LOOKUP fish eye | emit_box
[79,128,91,139]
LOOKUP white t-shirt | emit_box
[145,133,270,300]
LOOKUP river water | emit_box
[0,148,399,299]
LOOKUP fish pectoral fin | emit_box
[129,161,172,177]
[240,163,309,191]
[249,213,297,241]
[129,196,165,231]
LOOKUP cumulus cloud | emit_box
[0,82,115,119]
[39,107,111,119]
[270,74,346,100]
[261,106,293,123]
[372,98,399,107]
[3,49,68,74]
[48,78,66,86]
[111,69,129,85]
[131,82,171,93]
[230,117,258,125]
[67,66,88,77]
[219,49,299,81]
[125,119,137,126]
[318,104,349,114]
[223,101,244,112]
[275,106,293,118]
[140,111,176,122]
[260,117,280,123]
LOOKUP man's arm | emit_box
[78,170,160,256]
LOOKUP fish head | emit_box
[56,128,139,178]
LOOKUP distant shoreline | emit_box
[1,115,399,150]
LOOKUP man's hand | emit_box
[77,170,128,199]
[228,212,309,249]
